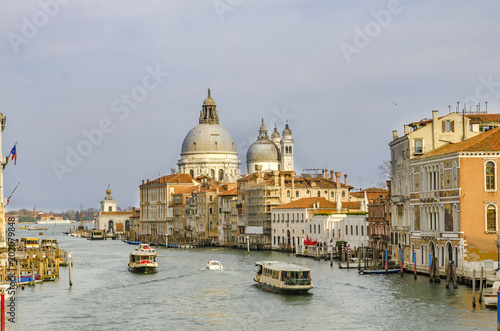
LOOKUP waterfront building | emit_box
[367,187,391,254]
[238,170,352,249]
[246,119,294,174]
[389,110,485,263]
[217,186,238,246]
[350,187,388,202]
[271,197,342,251]
[94,188,134,233]
[138,173,199,241]
[336,212,369,251]
[177,89,241,182]
[408,126,500,273]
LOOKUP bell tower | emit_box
[281,123,294,171]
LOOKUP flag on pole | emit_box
[9,144,16,165]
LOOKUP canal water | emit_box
[11,225,497,330]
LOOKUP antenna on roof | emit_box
[448,105,451,114]
[486,101,488,113]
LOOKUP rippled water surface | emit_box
[11,225,497,330]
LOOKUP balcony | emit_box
[421,230,440,239]
[420,191,439,203]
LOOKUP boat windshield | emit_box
[282,271,311,285]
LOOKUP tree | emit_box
[377,160,391,189]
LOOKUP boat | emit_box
[359,267,401,275]
[207,260,223,270]
[483,281,500,308]
[128,244,158,273]
[25,225,48,230]
[338,258,359,269]
[37,219,72,225]
[88,230,105,240]
[254,261,313,294]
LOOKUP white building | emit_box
[271,197,342,250]
[94,188,133,233]
[177,89,241,182]
[336,215,369,250]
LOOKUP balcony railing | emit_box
[421,230,440,239]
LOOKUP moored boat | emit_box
[207,260,223,270]
[359,267,401,275]
[128,244,158,273]
[483,281,500,308]
[254,261,313,294]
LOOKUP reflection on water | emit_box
[11,225,498,330]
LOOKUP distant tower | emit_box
[101,186,117,212]
[281,123,294,171]
[33,206,37,217]
[271,125,281,145]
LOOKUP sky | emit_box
[1,0,500,212]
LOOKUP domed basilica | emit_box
[177,90,294,182]
[177,89,241,182]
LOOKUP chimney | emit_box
[386,180,391,197]
[392,130,398,140]
[404,125,409,135]
[432,110,439,150]
[142,180,145,185]
[344,174,348,185]
[330,170,334,179]
[335,172,341,188]
[281,173,285,187]
[291,172,295,188]
[273,171,279,186]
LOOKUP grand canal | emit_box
[12,225,497,330]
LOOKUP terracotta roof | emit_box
[418,126,500,159]
[218,188,238,196]
[100,211,134,216]
[141,173,194,187]
[465,113,500,124]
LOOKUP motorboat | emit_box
[128,244,158,273]
[483,281,500,308]
[254,261,313,294]
[207,260,223,270]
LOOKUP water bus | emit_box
[128,244,158,273]
[20,238,40,250]
[254,261,313,294]
[483,281,500,308]
[89,230,105,240]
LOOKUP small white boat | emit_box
[207,260,223,270]
[128,244,158,273]
[254,261,313,294]
[483,281,500,308]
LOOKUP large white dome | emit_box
[181,123,237,154]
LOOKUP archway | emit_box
[108,220,114,232]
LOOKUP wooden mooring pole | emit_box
[479,267,484,303]
[69,249,73,287]
[472,269,476,308]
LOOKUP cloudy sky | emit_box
[1,0,500,212]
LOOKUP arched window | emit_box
[452,162,458,188]
[296,191,299,198]
[487,204,497,232]
[218,169,224,181]
[285,146,289,154]
[189,170,194,177]
[289,146,292,154]
[210,169,215,178]
[486,161,496,190]
[209,220,214,231]
[317,191,321,197]
[287,190,290,198]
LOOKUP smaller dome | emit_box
[271,126,280,140]
[283,123,292,138]
[246,140,280,163]
[203,88,215,106]
[203,97,215,106]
